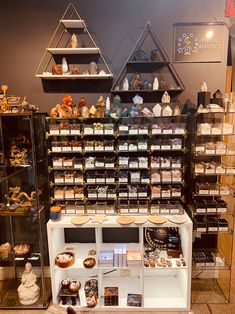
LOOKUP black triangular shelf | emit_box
[35,3,113,92]
[111,21,184,103]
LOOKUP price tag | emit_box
[139,162,148,168]
[106,178,115,183]
[60,130,70,135]
[199,190,209,195]
[105,129,114,135]
[205,149,215,155]
[65,193,74,199]
[120,208,129,214]
[98,193,106,198]
[172,191,181,197]
[84,128,93,135]
[105,163,114,168]
[119,178,128,183]
[129,129,138,135]
[64,161,73,167]
[196,146,204,152]
[138,192,147,197]
[88,193,97,198]
[50,130,60,135]
[105,146,114,151]
[95,146,104,151]
[96,178,105,183]
[151,145,160,150]
[141,179,150,184]
[129,207,138,213]
[210,190,219,195]
[75,179,83,184]
[196,208,206,213]
[119,145,127,151]
[216,149,226,155]
[175,129,185,134]
[87,178,96,184]
[72,147,82,152]
[96,162,104,168]
[66,209,76,214]
[172,163,181,168]
[205,169,215,174]
[129,162,138,168]
[161,145,171,150]
[62,147,72,152]
[207,208,216,213]
[172,145,182,150]
[85,147,93,151]
[75,194,83,199]
[208,227,218,232]
[64,179,74,184]
[108,194,116,199]
[70,130,80,135]
[129,146,138,151]
[220,190,229,195]
[217,207,227,213]
[161,162,170,168]
[119,192,128,197]
[139,207,148,213]
[197,228,207,232]
[151,208,160,214]
[52,147,62,152]
[138,144,147,150]
[152,193,160,198]
[152,129,161,134]
[119,125,128,132]
[163,129,173,134]
[219,227,228,232]
[161,209,169,214]
[94,129,103,135]
[139,129,148,134]
[129,192,138,198]
[55,178,64,184]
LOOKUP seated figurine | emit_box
[18,262,40,305]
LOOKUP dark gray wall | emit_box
[0,0,229,112]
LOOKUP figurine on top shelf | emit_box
[200,81,208,92]
[130,72,142,90]
[161,91,171,103]
[70,33,78,48]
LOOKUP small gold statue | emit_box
[0,84,9,112]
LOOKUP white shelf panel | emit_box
[36,74,113,80]
[47,48,99,54]
[47,213,192,229]
[144,276,187,309]
[60,19,84,28]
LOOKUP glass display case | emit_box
[0,113,50,309]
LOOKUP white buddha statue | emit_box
[18,262,40,305]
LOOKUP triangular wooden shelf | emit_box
[35,3,113,92]
[111,22,184,103]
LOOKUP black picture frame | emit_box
[173,22,228,63]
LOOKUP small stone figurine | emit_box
[122,77,129,91]
[200,81,207,92]
[161,91,171,103]
[62,57,69,74]
[70,33,78,48]
[18,262,40,305]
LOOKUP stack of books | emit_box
[127,250,142,267]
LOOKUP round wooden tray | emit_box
[147,215,167,224]
[133,216,147,224]
[71,215,89,225]
[116,216,135,225]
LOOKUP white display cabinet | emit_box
[47,213,192,311]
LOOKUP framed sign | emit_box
[173,22,227,63]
